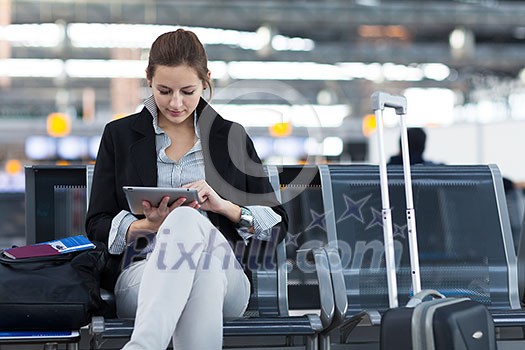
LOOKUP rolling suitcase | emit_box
[371,92,497,350]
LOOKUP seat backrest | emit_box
[515,197,525,304]
[25,165,88,244]
[86,164,94,207]
[27,164,332,318]
[505,187,525,254]
[324,164,520,313]
[277,165,328,313]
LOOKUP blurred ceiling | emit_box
[2,0,525,144]
[10,0,525,69]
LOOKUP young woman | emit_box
[86,29,288,350]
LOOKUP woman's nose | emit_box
[170,93,183,108]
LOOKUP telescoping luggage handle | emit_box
[371,91,421,308]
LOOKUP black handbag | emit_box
[0,242,108,331]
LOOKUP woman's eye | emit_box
[159,90,171,95]
[182,90,195,95]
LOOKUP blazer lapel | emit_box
[129,108,157,187]
[197,98,230,185]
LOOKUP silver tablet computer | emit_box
[123,186,200,215]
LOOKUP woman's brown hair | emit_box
[146,29,212,96]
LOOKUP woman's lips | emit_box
[168,109,185,117]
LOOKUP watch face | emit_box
[239,207,254,228]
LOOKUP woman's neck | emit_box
[158,112,195,136]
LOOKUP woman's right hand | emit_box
[126,196,199,242]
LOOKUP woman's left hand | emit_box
[182,180,242,223]
[182,180,225,212]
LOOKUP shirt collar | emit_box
[145,95,200,139]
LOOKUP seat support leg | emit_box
[305,335,319,350]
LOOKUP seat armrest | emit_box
[308,248,335,329]
[324,246,348,326]
[100,288,115,304]
[322,246,368,336]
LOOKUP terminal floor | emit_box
[0,343,524,349]
[1,327,525,349]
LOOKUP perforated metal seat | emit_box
[319,164,525,344]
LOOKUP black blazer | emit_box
[86,99,288,278]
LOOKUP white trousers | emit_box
[115,206,251,350]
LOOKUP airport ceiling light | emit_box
[272,34,315,51]
[382,63,424,81]
[336,62,450,82]
[0,23,64,47]
[449,27,475,59]
[1,22,314,52]
[398,88,455,127]
[251,137,273,160]
[65,59,145,78]
[0,58,449,82]
[57,136,88,160]
[322,137,344,156]
[421,63,451,81]
[0,59,64,77]
[215,104,348,128]
[367,88,455,128]
[336,62,384,82]
[25,135,57,160]
[302,137,344,157]
[227,61,353,80]
[256,24,273,57]
[67,23,314,51]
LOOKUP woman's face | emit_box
[149,64,207,128]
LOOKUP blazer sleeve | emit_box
[244,132,288,245]
[85,123,122,243]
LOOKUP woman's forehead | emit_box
[152,65,201,86]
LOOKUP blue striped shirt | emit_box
[108,96,281,254]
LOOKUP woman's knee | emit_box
[159,207,203,235]
[159,207,216,241]
[165,206,201,224]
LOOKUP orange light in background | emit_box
[385,25,410,40]
[5,159,22,175]
[46,113,71,137]
[358,25,410,41]
[269,122,292,138]
[56,160,71,166]
[362,114,377,137]
[359,25,383,38]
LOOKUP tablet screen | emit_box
[123,186,200,215]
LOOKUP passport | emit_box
[2,235,95,259]
[2,244,60,259]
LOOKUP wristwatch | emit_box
[237,206,254,228]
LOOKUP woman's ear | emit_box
[204,70,211,89]
[146,69,152,87]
